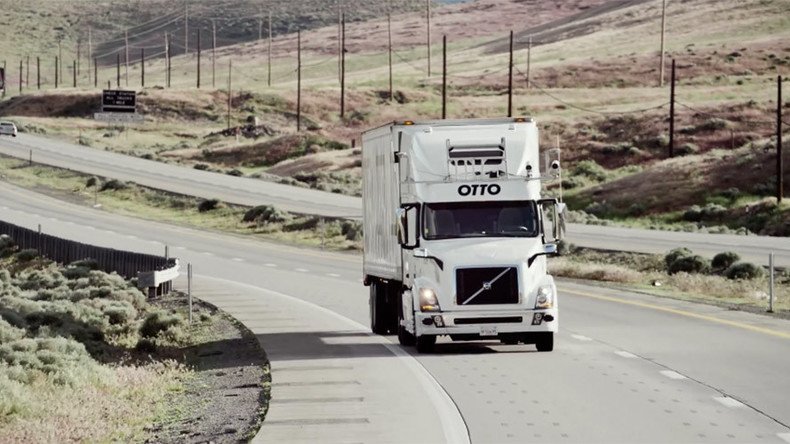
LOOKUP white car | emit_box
[0,121,17,137]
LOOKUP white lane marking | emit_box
[660,370,687,380]
[66,221,75,225]
[199,275,471,444]
[202,252,214,256]
[264,263,278,268]
[571,334,592,342]
[49,217,58,222]
[295,268,309,273]
[174,246,187,250]
[232,258,245,262]
[614,351,637,359]
[777,433,790,443]
[713,397,746,408]
[86,226,96,231]
[326,273,341,278]
[105,230,115,234]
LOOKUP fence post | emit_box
[768,252,775,313]
[188,263,193,324]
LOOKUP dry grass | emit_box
[550,251,790,313]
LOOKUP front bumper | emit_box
[415,308,558,337]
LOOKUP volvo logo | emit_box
[482,282,492,290]
[458,184,501,197]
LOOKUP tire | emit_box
[370,282,388,335]
[397,291,416,346]
[535,333,554,352]
[416,335,436,353]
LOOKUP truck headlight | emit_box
[535,286,553,309]
[419,288,440,312]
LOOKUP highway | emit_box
[1,133,788,266]
[2,180,789,443]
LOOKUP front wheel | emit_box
[416,335,436,353]
[535,333,554,352]
[370,282,388,335]
[397,294,415,346]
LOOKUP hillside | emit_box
[0,0,788,234]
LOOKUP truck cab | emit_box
[362,118,563,353]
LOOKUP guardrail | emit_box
[0,220,178,296]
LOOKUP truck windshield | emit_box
[423,201,539,240]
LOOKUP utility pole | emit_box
[184,4,189,56]
[297,30,302,132]
[19,60,22,94]
[388,10,393,101]
[197,29,201,88]
[669,58,676,158]
[116,53,120,88]
[58,39,63,81]
[36,57,40,89]
[141,48,145,87]
[268,11,273,87]
[659,0,667,87]
[125,29,129,86]
[337,1,342,82]
[72,60,76,88]
[76,38,81,75]
[259,17,263,41]
[26,55,29,89]
[508,30,514,117]
[165,33,171,88]
[526,36,532,89]
[442,35,446,119]
[227,60,232,129]
[341,13,346,118]
[88,27,93,84]
[778,75,784,203]
[94,58,97,88]
[212,20,216,88]
[426,0,432,77]
[55,56,59,88]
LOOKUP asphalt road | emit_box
[2,180,789,443]
[1,133,788,266]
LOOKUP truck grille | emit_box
[456,267,519,305]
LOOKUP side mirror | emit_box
[396,208,407,245]
[528,243,559,267]
[538,198,563,243]
[396,204,420,249]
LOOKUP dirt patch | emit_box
[146,294,269,443]
[267,148,360,177]
[203,134,349,167]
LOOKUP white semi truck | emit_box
[362,117,564,353]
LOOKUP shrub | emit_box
[585,201,613,218]
[725,262,764,280]
[572,160,608,182]
[85,176,98,187]
[135,338,157,353]
[139,311,182,338]
[556,239,573,256]
[62,267,91,280]
[15,249,38,262]
[668,255,711,275]
[197,199,221,213]
[696,118,730,132]
[664,247,693,269]
[712,252,740,271]
[226,169,243,177]
[193,163,210,171]
[676,143,699,156]
[242,205,290,223]
[100,179,128,192]
[340,220,363,242]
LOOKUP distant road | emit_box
[1,133,788,266]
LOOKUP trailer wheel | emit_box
[370,282,388,335]
[416,335,436,353]
[397,291,416,346]
[535,333,554,352]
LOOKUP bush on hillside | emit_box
[15,249,38,262]
[242,205,290,224]
[197,199,221,213]
[572,160,608,182]
[668,255,711,275]
[664,247,693,270]
[340,220,363,242]
[100,179,128,192]
[712,252,740,271]
[139,311,181,338]
[725,262,764,280]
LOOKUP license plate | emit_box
[480,326,498,336]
